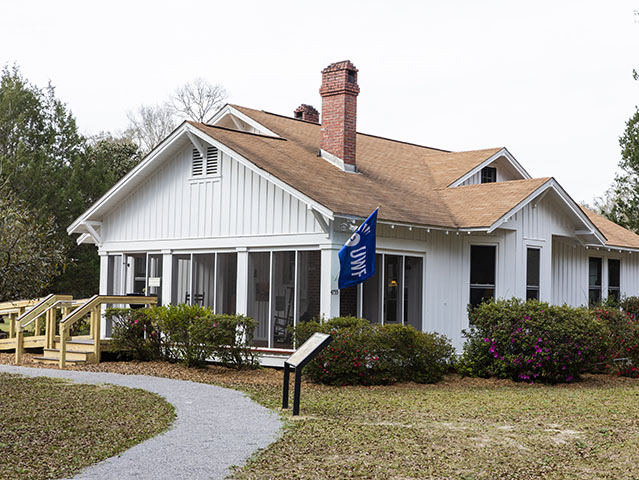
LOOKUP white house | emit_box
[69,60,639,360]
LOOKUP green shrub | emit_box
[621,296,639,321]
[592,306,639,376]
[107,308,161,361]
[457,299,610,383]
[206,314,258,369]
[107,305,258,368]
[293,316,453,385]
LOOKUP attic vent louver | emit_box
[192,149,204,176]
[206,146,219,175]
[192,146,219,177]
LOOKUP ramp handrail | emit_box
[13,294,74,363]
[17,294,73,329]
[58,295,158,368]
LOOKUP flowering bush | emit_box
[592,306,639,377]
[457,299,610,383]
[293,316,453,385]
[109,305,257,368]
[620,296,639,321]
[107,308,161,361]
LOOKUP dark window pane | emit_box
[362,255,382,323]
[589,257,602,287]
[526,248,540,287]
[589,288,602,305]
[526,289,539,301]
[384,255,402,323]
[470,287,494,309]
[470,246,496,285]
[609,259,620,288]
[481,167,496,183]
[608,288,620,302]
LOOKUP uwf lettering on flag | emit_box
[338,208,378,289]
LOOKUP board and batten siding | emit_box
[101,145,324,243]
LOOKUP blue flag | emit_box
[338,208,378,289]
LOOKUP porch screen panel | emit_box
[215,253,237,315]
[271,251,295,349]
[384,255,403,324]
[107,255,123,295]
[297,250,321,323]
[362,254,382,323]
[248,252,270,347]
[147,255,163,305]
[588,257,602,305]
[192,254,215,307]
[172,255,191,305]
[470,245,496,309]
[404,256,423,331]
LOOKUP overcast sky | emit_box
[1,0,637,205]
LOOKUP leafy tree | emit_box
[0,66,141,299]
[598,70,639,230]
[0,193,65,301]
[0,65,84,220]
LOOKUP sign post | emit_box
[282,332,332,416]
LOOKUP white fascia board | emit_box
[186,124,334,220]
[449,147,532,187]
[68,122,191,235]
[208,105,280,138]
[486,179,607,245]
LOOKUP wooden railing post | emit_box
[15,326,24,364]
[94,306,101,362]
[9,313,16,339]
[59,325,67,369]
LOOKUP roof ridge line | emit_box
[189,122,287,141]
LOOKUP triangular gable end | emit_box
[487,178,607,246]
[449,148,532,187]
[68,123,333,245]
[207,104,280,138]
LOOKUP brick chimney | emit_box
[294,104,319,123]
[319,60,360,170]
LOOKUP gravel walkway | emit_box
[1,364,282,480]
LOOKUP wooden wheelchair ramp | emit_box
[0,294,157,367]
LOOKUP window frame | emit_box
[526,247,541,301]
[481,166,497,183]
[588,256,603,305]
[469,244,497,309]
[608,258,621,302]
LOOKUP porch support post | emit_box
[236,248,248,315]
[320,245,340,320]
[162,251,173,306]
[99,253,109,339]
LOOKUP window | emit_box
[470,245,496,309]
[481,166,497,183]
[608,259,620,302]
[192,147,219,177]
[347,69,356,84]
[526,248,540,300]
[589,257,602,305]
[360,254,423,328]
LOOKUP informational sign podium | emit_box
[282,332,332,416]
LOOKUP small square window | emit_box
[481,167,497,183]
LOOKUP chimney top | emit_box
[293,104,319,123]
[319,60,359,171]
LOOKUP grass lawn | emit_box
[0,372,175,480]
[3,354,639,479]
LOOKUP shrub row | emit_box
[293,317,454,385]
[457,297,639,383]
[107,305,258,368]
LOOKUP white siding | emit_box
[101,146,323,243]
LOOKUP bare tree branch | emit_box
[124,104,177,155]
[170,78,228,123]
